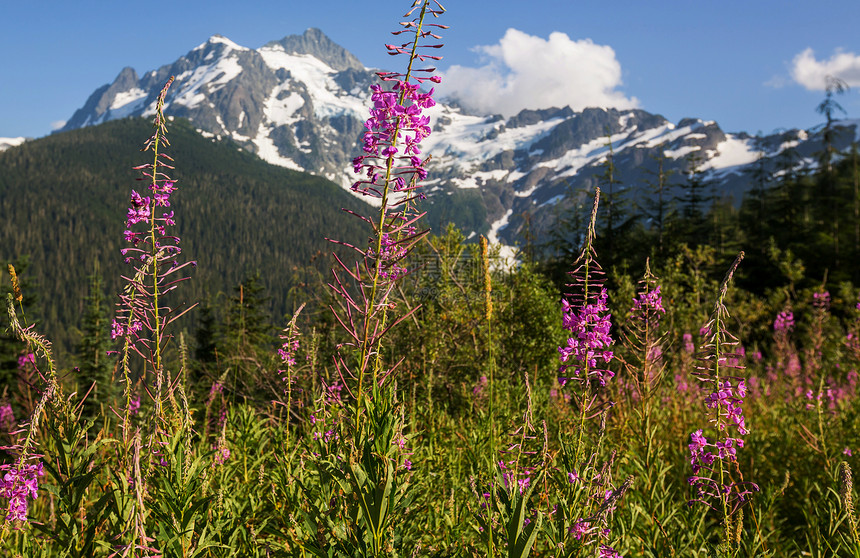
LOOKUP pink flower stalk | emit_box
[213,446,230,466]
[773,311,795,332]
[0,460,44,523]
[683,333,695,354]
[688,253,758,523]
[558,288,614,387]
[813,290,831,311]
[631,285,666,317]
[112,75,195,391]
[328,0,446,404]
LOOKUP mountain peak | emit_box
[263,28,364,72]
[194,34,248,53]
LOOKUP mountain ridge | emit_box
[54,29,860,249]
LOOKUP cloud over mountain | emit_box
[791,48,860,90]
[440,29,639,117]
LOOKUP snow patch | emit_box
[541,129,629,181]
[451,176,480,189]
[172,56,243,109]
[487,209,517,264]
[254,130,303,172]
[664,145,700,159]
[705,135,759,171]
[540,194,565,207]
[193,35,249,53]
[420,106,565,171]
[110,88,147,112]
[265,86,306,127]
[259,46,367,121]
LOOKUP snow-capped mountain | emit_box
[59,28,860,247]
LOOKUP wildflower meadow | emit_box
[4,1,860,557]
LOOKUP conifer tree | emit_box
[597,130,637,266]
[675,149,712,246]
[601,132,621,255]
[816,76,849,266]
[220,272,276,396]
[642,146,676,255]
[76,262,112,420]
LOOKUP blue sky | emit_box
[2,0,860,139]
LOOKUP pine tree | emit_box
[816,76,849,266]
[601,132,621,255]
[76,262,112,421]
[745,144,772,242]
[597,130,637,267]
[642,146,676,255]
[675,149,713,246]
[194,297,218,365]
[219,272,276,397]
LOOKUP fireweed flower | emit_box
[773,310,795,332]
[559,288,614,387]
[277,305,304,419]
[631,284,666,316]
[329,0,446,406]
[557,191,615,399]
[688,253,758,545]
[622,262,668,400]
[556,192,615,393]
[112,76,195,408]
[813,290,831,311]
[0,460,44,523]
[683,333,695,354]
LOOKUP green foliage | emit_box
[0,117,369,359]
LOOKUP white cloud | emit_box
[50,120,67,130]
[791,48,860,90]
[440,29,639,117]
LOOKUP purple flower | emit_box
[213,446,230,465]
[278,339,300,367]
[0,461,44,523]
[558,288,614,386]
[773,311,795,332]
[370,233,408,281]
[599,545,624,558]
[813,290,831,310]
[631,285,666,316]
[683,333,695,354]
[351,77,438,197]
[569,520,592,540]
[128,396,141,416]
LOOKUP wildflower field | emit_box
[4,1,860,557]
